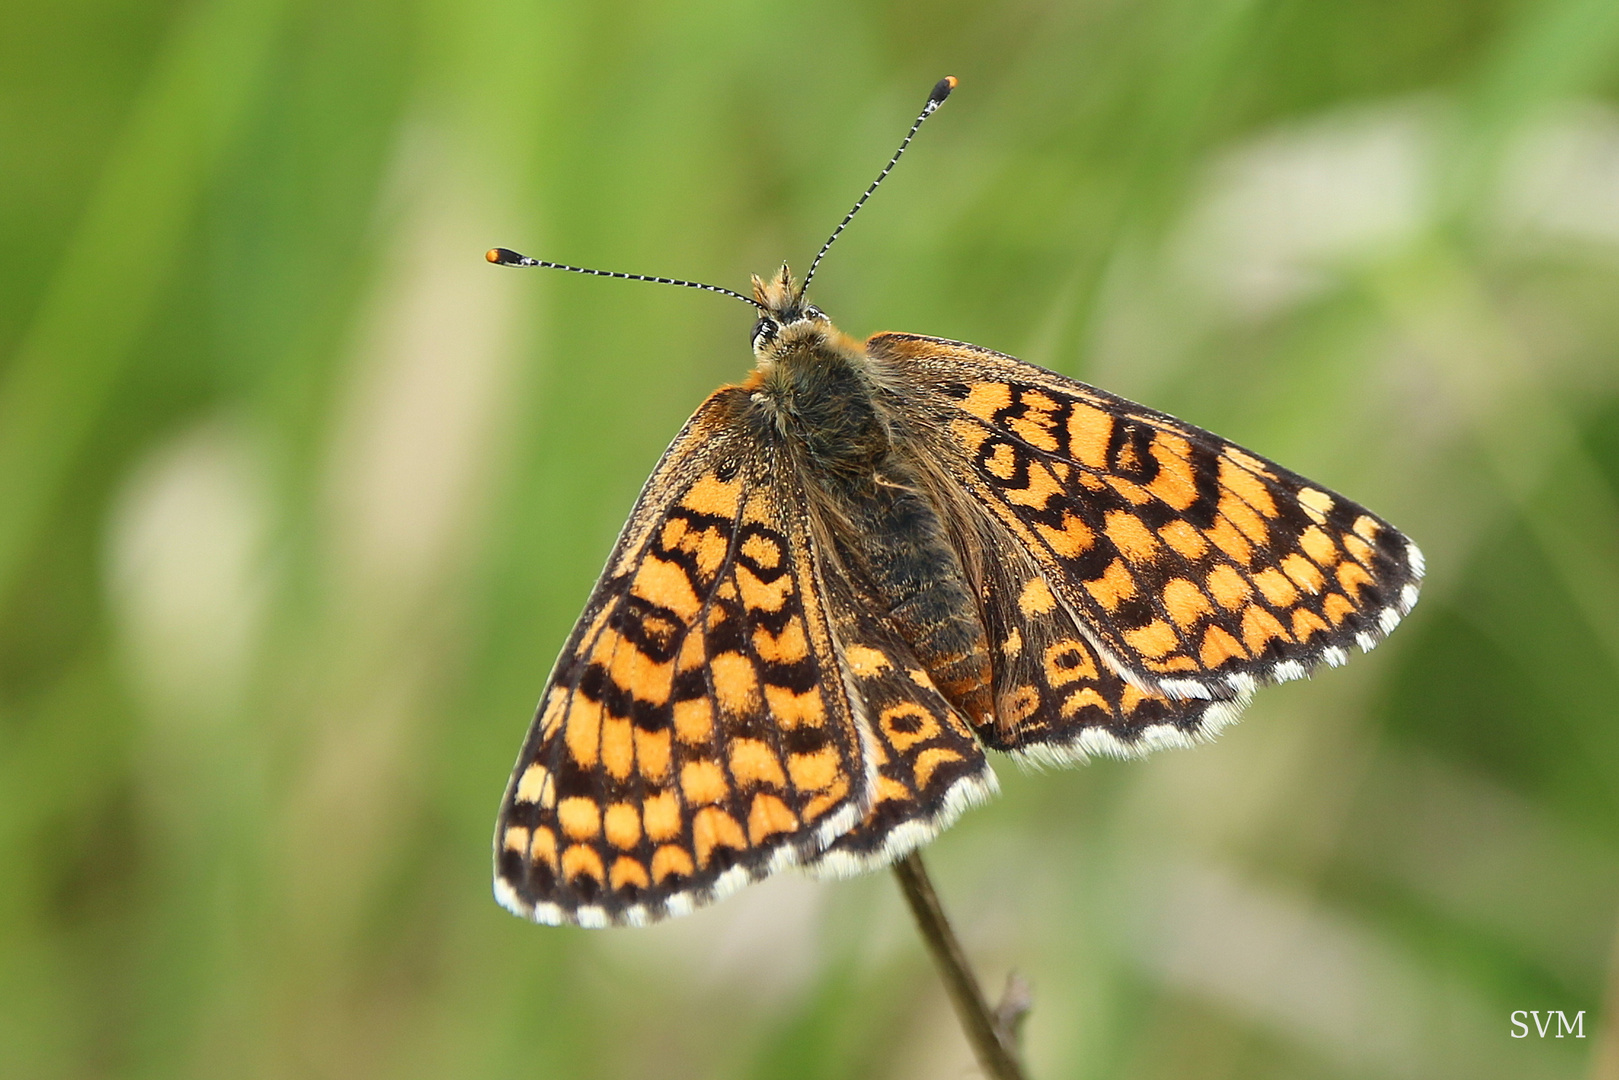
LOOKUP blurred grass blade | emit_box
[0,0,291,608]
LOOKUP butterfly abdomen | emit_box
[836,459,996,726]
[755,335,995,727]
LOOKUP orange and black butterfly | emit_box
[489,77,1422,928]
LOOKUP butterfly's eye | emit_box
[751,318,779,349]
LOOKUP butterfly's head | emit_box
[749,263,832,360]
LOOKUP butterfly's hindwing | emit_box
[961,508,1251,762]
[802,571,998,878]
[869,333,1424,699]
[494,391,873,927]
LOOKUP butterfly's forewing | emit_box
[494,390,875,927]
[869,333,1423,701]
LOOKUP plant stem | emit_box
[892,852,1029,1080]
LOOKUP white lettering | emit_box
[1513,1009,1588,1037]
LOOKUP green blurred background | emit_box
[4,0,1619,1077]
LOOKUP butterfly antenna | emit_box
[800,75,957,296]
[485,248,765,311]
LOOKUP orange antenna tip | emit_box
[487,247,536,267]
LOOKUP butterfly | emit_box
[489,77,1423,928]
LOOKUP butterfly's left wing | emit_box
[495,390,877,927]
[869,333,1423,701]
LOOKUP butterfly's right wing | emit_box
[494,389,875,927]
